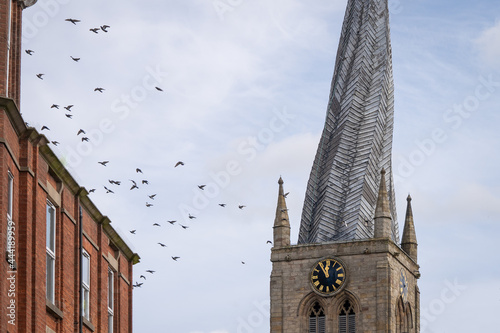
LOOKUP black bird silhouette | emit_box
[148,194,156,200]
[129,180,138,190]
[100,25,110,32]
[25,49,34,55]
[89,28,99,34]
[70,56,80,62]
[133,282,143,288]
[145,202,153,207]
[174,161,184,167]
[188,214,196,219]
[94,87,104,93]
[64,105,74,111]
[155,86,163,92]
[266,240,273,244]
[136,168,142,173]
[172,256,180,261]
[98,161,109,166]
[241,261,246,264]
[36,73,44,80]
[198,185,206,190]
[65,114,73,119]
[41,126,50,131]
[129,230,136,234]
[88,189,96,193]
[77,129,86,135]
[65,18,81,24]
[146,270,155,274]
[284,192,290,198]
[239,205,246,209]
[158,243,167,247]
[81,137,89,142]
[180,224,189,229]
[167,220,176,225]
[50,104,59,109]
[104,186,114,194]
[51,141,59,146]
[142,180,149,185]
[219,203,226,207]
[140,275,146,280]
[153,223,161,227]
[109,180,121,185]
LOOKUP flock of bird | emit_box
[25,17,263,290]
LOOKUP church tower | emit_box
[270,1,420,332]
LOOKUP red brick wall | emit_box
[0,105,136,332]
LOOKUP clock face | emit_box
[310,258,346,295]
[399,270,408,302]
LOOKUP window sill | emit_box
[46,299,64,319]
[83,317,95,332]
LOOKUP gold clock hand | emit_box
[319,262,330,278]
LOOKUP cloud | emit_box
[476,21,500,69]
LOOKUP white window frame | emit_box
[46,200,56,303]
[7,172,13,220]
[108,268,114,333]
[82,249,91,320]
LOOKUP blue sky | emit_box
[20,0,500,332]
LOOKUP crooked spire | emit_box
[273,177,290,247]
[401,195,418,262]
[298,0,399,244]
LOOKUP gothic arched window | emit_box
[309,302,326,333]
[338,300,355,333]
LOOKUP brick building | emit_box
[1,1,139,332]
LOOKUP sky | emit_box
[19,0,500,332]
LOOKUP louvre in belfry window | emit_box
[338,300,355,333]
[309,302,326,333]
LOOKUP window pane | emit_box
[7,173,13,217]
[82,252,89,285]
[46,253,54,303]
[46,203,55,251]
[108,270,114,310]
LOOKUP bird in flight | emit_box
[146,202,153,207]
[218,203,226,207]
[104,186,114,194]
[241,261,246,264]
[155,87,163,92]
[158,243,167,247]
[88,189,96,193]
[51,141,59,146]
[94,87,105,93]
[171,256,180,261]
[284,192,290,198]
[174,161,184,167]
[77,129,86,135]
[133,282,143,288]
[101,25,110,32]
[65,18,81,24]
[180,224,189,229]
[109,180,121,185]
[153,223,161,227]
[89,28,99,34]
[81,137,89,142]
[50,104,59,109]
[239,205,246,210]
[64,105,73,111]
[98,161,109,166]
[41,126,50,131]
[65,114,73,119]
[188,214,196,219]
[266,240,273,244]
[145,270,155,274]
[167,220,176,225]
[70,56,80,62]
[142,180,149,185]
[25,49,34,55]
[36,73,44,80]
[129,230,136,234]
[198,185,206,190]
[136,168,142,173]
[140,275,146,280]
[148,194,156,200]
